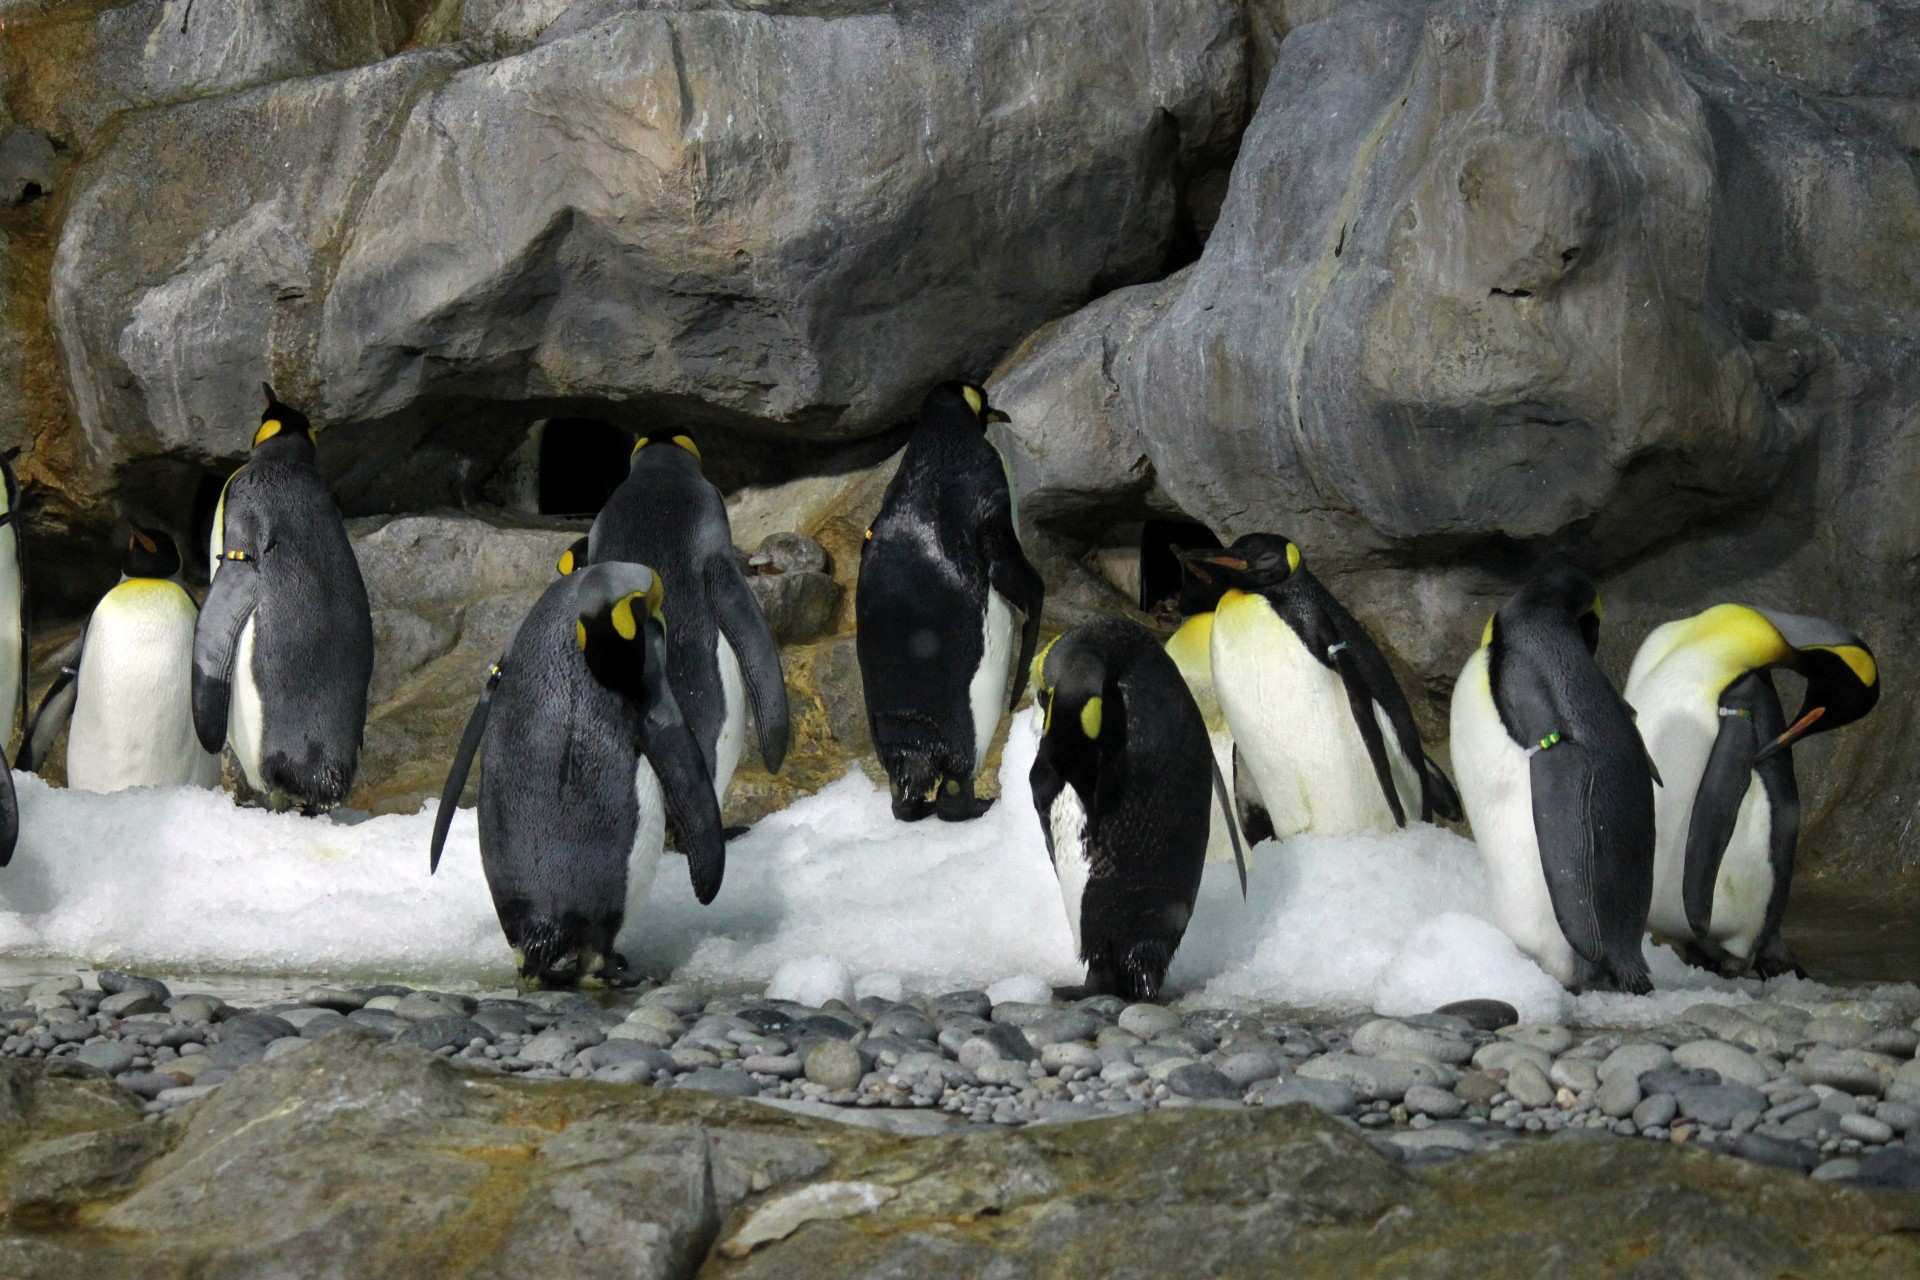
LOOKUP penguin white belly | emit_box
[1211,595,1403,837]
[68,583,220,792]
[613,759,668,961]
[1451,648,1580,986]
[228,618,267,792]
[0,520,20,729]
[1711,784,1774,960]
[1048,781,1092,956]
[1628,660,1721,945]
[1203,728,1239,862]
[967,588,1015,775]
[712,633,746,802]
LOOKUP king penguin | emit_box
[430,562,724,987]
[1030,618,1244,1000]
[20,530,220,793]
[1178,535,1460,838]
[1449,567,1656,992]
[1163,603,1271,858]
[193,386,374,813]
[0,448,27,865]
[1624,605,1878,977]
[588,435,787,807]
[857,381,1044,821]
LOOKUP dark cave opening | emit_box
[536,418,633,516]
[1138,517,1222,615]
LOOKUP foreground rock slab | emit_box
[0,1033,1915,1278]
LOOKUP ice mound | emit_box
[0,712,1905,1026]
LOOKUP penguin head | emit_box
[630,434,702,471]
[1032,630,1110,792]
[923,381,1011,429]
[555,536,590,577]
[572,562,666,702]
[1500,565,1603,654]
[252,384,314,452]
[120,527,182,580]
[1176,533,1302,594]
[1748,608,1880,759]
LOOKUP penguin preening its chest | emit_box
[1449,567,1656,993]
[430,563,725,987]
[857,382,1045,822]
[588,436,787,807]
[1177,535,1460,839]
[21,530,220,793]
[193,386,373,813]
[1029,619,1245,1001]
[1624,605,1878,978]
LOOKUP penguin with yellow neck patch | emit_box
[1449,567,1656,993]
[1624,604,1878,977]
[1030,618,1244,1001]
[194,385,373,813]
[21,529,220,793]
[1162,585,1272,855]
[430,562,724,987]
[1177,534,1459,838]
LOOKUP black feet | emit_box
[934,776,994,822]
[891,789,934,822]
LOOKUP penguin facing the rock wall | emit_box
[857,382,1044,822]
[193,386,374,814]
[430,562,725,988]
[1624,604,1878,978]
[1030,618,1244,1001]
[1449,567,1656,993]
[589,435,787,806]
[1177,535,1460,838]
[20,530,220,793]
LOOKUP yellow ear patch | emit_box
[574,620,588,650]
[611,593,642,641]
[961,386,983,415]
[1031,634,1061,694]
[645,576,665,616]
[253,419,282,446]
[557,549,576,576]
[1814,644,1878,687]
[632,437,649,457]
[1481,614,1496,647]
[1286,543,1301,572]
[1080,696,1103,740]
[1588,594,1605,622]
[671,434,701,461]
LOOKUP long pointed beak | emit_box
[1174,548,1245,584]
[1755,705,1826,763]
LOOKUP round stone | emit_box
[1166,1063,1240,1101]
[1505,1059,1556,1109]
[1672,1039,1771,1086]
[676,1068,761,1098]
[1597,1043,1673,1084]
[1117,1004,1181,1039]
[1403,1084,1464,1119]
[1596,1071,1641,1119]
[803,1039,863,1092]
[1351,1018,1473,1065]
[1840,1113,1894,1144]
[1433,999,1518,1032]
[1633,1092,1679,1129]
[1498,1024,1574,1055]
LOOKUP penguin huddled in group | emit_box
[430,562,724,988]
[1177,535,1459,838]
[1449,567,1656,993]
[857,382,1044,821]
[20,529,219,793]
[1624,604,1879,978]
[193,386,373,814]
[1162,598,1270,857]
[589,435,788,805]
[1029,618,1245,1001]
[0,449,25,864]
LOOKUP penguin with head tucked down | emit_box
[1449,567,1656,993]
[0,449,27,864]
[193,386,373,813]
[1177,535,1460,839]
[857,381,1044,822]
[1030,618,1244,1001]
[21,529,220,793]
[1625,605,1878,978]
[589,435,787,807]
[430,562,725,987]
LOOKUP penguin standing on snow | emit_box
[589,435,787,805]
[193,386,373,813]
[1030,618,1245,1001]
[1163,605,1271,857]
[857,382,1044,821]
[430,562,724,987]
[20,529,220,792]
[0,449,28,864]
[1177,535,1459,838]
[1625,605,1878,977]
[1449,567,1656,993]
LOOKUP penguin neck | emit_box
[251,435,317,468]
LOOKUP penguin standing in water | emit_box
[589,436,787,806]
[1624,605,1878,977]
[1177,535,1459,838]
[1030,618,1245,1000]
[0,449,27,864]
[857,382,1044,821]
[193,386,373,813]
[430,562,724,987]
[20,530,220,792]
[1449,567,1656,993]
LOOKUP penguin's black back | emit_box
[479,574,642,974]
[588,447,732,773]
[856,413,1013,789]
[224,440,372,805]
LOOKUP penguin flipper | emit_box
[1528,740,1652,994]
[1681,694,1763,940]
[709,559,790,776]
[1210,755,1248,898]
[0,489,30,740]
[1027,732,1065,857]
[1330,646,1408,828]
[1423,757,1464,824]
[430,661,501,875]
[987,547,1045,713]
[0,757,16,867]
[639,617,727,904]
[1233,743,1274,846]
[18,639,80,774]
[191,550,259,753]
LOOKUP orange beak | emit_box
[1755,705,1826,763]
